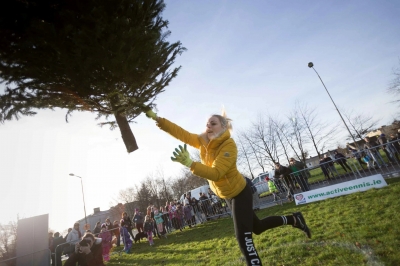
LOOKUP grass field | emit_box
[106,177,400,266]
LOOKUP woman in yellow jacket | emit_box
[145,108,311,266]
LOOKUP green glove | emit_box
[141,105,157,120]
[145,109,157,120]
[171,144,193,167]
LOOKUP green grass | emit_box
[106,178,400,266]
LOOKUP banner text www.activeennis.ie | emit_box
[307,179,384,199]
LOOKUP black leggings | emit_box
[337,160,352,172]
[226,184,294,266]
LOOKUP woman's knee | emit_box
[252,226,264,235]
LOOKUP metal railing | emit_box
[55,227,125,265]
[56,203,232,263]
[54,239,77,266]
[161,198,231,234]
[250,139,400,207]
[198,196,231,220]
[0,248,51,266]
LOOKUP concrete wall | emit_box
[16,214,49,266]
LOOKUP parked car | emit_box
[252,172,271,197]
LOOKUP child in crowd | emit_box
[154,208,167,238]
[120,220,132,253]
[362,152,373,168]
[144,215,155,246]
[175,203,184,231]
[112,220,120,247]
[267,177,281,203]
[183,202,193,228]
[133,209,144,233]
[105,218,113,231]
[161,206,171,233]
[98,224,112,261]
[168,202,178,231]
[147,205,152,217]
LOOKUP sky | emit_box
[1,0,399,232]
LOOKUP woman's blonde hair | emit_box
[201,108,233,141]
[212,109,233,132]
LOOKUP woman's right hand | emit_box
[146,109,157,120]
[141,105,157,120]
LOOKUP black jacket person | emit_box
[274,162,295,199]
[64,232,104,266]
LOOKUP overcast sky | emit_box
[1,0,399,232]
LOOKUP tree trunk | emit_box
[114,112,139,153]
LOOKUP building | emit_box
[366,122,400,138]
[77,208,110,231]
[74,202,143,232]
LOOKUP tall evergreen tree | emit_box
[0,0,185,152]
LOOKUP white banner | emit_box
[294,174,387,205]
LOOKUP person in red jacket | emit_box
[64,232,104,266]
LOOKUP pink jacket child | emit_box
[183,204,193,228]
[98,224,112,261]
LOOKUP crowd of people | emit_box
[47,190,229,265]
[262,133,400,204]
[270,158,311,202]
[45,115,398,266]
[358,134,400,168]
[321,134,400,179]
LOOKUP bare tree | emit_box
[116,187,137,217]
[117,187,136,203]
[388,58,400,105]
[0,220,17,265]
[169,176,188,200]
[144,174,163,208]
[288,110,309,163]
[272,118,304,163]
[155,168,174,205]
[271,119,291,163]
[108,203,125,224]
[342,109,379,141]
[295,102,337,158]
[236,133,256,179]
[181,168,207,189]
[236,130,267,175]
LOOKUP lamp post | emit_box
[308,62,360,149]
[69,173,88,225]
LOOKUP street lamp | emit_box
[69,173,88,225]
[308,62,360,149]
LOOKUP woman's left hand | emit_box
[171,144,193,167]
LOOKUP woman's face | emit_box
[206,116,225,140]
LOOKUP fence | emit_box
[0,249,51,266]
[253,139,400,207]
[54,228,127,265]
[53,240,76,266]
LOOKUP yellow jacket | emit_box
[157,117,246,199]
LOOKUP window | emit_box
[251,177,260,185]
[260,174,268,181]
